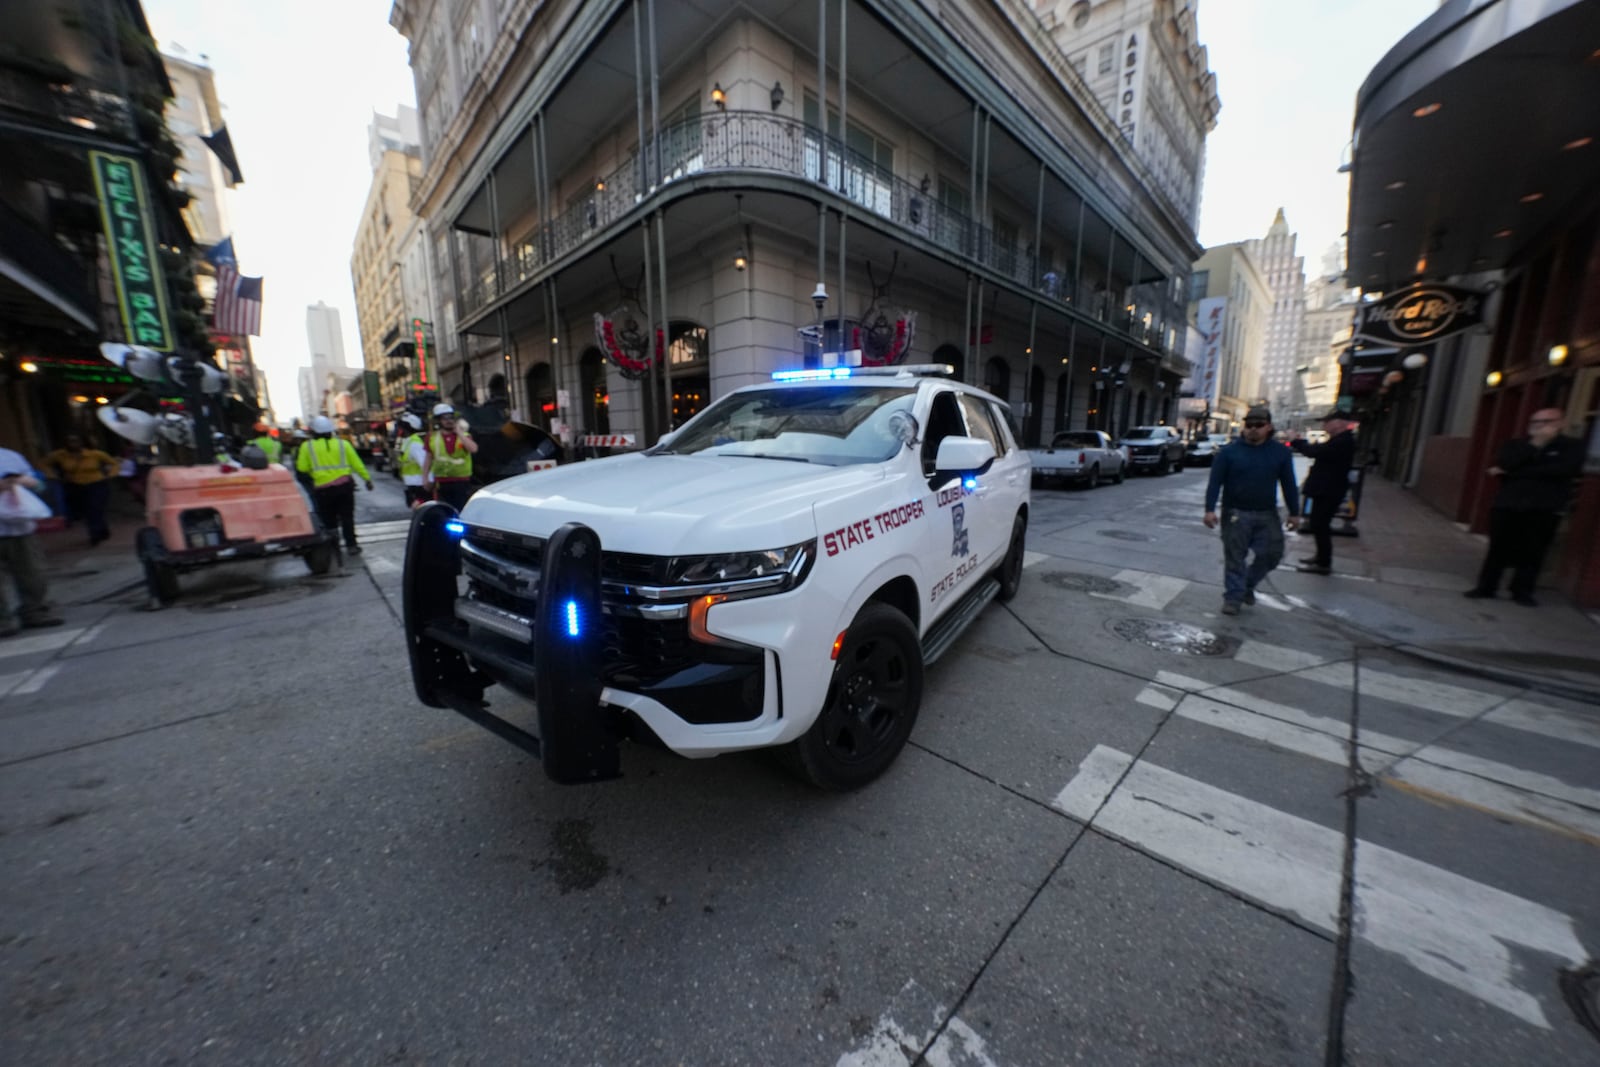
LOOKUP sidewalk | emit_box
[33,493,149,607]
[1270,469,1600,701]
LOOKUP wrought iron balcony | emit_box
[462,111,1184,360]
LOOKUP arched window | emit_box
[1026,366,1045,446]
[579,348,610,434]
[525,362,555,430]
[984,357,1010,404]
[931,343,963,382]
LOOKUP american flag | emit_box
[205,237,264,336]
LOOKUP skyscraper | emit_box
[301,301,347,418]
[1244,209,1306,421]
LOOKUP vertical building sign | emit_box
[1119,32,1141,143]
[1186,296,1225,407]
[89,151,174,351]
[412,317,432,389]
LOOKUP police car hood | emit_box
[461,452,882,554]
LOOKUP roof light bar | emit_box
[772,367,853,381]
[770,363,956,382]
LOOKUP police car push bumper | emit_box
[403,501,618,783]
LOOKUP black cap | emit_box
[1244,405,1272,423]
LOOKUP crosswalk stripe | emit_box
[1235,639,1330,672]
[364,556,400,575]
[1227,641,1600,751]
[1162,687,1600,842]
[355,519,412,534]
[0,628,86,661]
[1021,550,1048,569]
[13,664,60,695]
[836,979,1005,1067]
[1090,569,1187,610]
[1056,745,1588,1028]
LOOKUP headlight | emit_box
[666,540,816,593]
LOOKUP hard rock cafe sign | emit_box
[593,305,663,380]
[1353,283,1486,346]
[852,255,917,366]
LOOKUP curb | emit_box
[1390,643,1600,706]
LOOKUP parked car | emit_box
[402,364,1030,791]
[1119,425,1186,474]
[1027,430,1126,488]
[1184,433,1231,467]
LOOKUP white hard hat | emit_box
[310,415,335,434]
[432,403,455,417]
[401,412,423,430]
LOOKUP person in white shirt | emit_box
[0,447,65,637]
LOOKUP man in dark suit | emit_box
[1290,411,1358,575]
[1464,407,1585,606]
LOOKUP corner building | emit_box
[389,0,1213,445]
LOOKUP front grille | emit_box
[460,529,763,724]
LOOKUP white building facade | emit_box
[1188,241,1269,428]
[1034,0,1220,232]
[1243,208,1306,423]
[389,0,1215,447]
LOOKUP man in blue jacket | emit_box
[1290,410,1359,575]
[1204,405,1300,615]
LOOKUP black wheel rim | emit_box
[819,633,912,765]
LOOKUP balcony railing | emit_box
[461,111,1183,359]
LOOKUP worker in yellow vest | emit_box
[295,415,373,555]
[249,421,282,464]
[423,402,479,510]
[396,412,429,508]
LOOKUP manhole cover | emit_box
[1097,529,1152,542]
[1043,572,1124,594]
[1109,617,1235,656]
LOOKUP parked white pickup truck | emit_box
[1027,430,1126,489]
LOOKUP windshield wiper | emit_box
[712,451,813,463]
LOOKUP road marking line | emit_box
[1157,688,1600,842]
[1236,639,1332,672]
[69,624,104,648]
[1021,550,1048,569]
[1090,569,1187,611]
[13,664,60,695]
[364,556,400,575]
[355,520,413,534]
[1487,699,1600,751]
[836,980,1006,1067]
[1252,592,1294,612]
[0,628,86,661]
[1299,661,1515,716]
[1056,745,1588,1028]
[1135,682,1182,711]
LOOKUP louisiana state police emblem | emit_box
[951,503,970,558]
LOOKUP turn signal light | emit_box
[688,594,731,645]
[831,629,848,660]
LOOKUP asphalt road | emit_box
[3,463,1597,1065]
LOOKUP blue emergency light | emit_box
[565,599,582,637]
[771,367,853,381]
[963,477,978,490]
[444,520,466,536]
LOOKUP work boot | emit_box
[1242,589,1256,606]
[1297,562,1332,575]
[1220,600,1240,616]
[347,544,363,556]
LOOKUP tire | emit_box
[305,542,335,575]
[1085,465,1100,490]
[1173,453,1185,472]
[145,560,179,604]
[1112,460,1125,484]
[786,602,924,791]
[1157,456,1171,476]
[996,513,1026,603]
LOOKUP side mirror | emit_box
[934,435,996,477]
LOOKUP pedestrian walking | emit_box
[295,416,373,555]
[44,434,116,546]
[1290,410,1358,575]
[0,447,64,638]
[1464,407,1585,606]
[1203,405,1300,615]
[396,412,430,508]
[423,403,478,511]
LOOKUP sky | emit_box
[144,0,416,422]
[142,0,1441,420]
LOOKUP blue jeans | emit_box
[1220,508,1284,603]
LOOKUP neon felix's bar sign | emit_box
[90,150,174,351]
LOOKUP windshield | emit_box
[655,385,918,466]
[1051,433,1102,448]
[1122,428,1158,440]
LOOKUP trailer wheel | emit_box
[135,526,180,604]
[305,542,335,575]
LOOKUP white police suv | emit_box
[402,364,1030,790]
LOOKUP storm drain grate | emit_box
[1110,617,1236,656]
[1043,572,1125,595]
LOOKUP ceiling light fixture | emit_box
[1519,192,1544,203]
[710,82,726,110]
[1385,180,1407,191]
[1485,370,1503,388]
[1562,136,1593,151]
[1377,220,1395,230]
[1411,102,1442,118]
[1493,228,1513,238]
[1548,344,1569,367]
